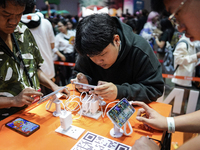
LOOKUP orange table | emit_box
[0,87,172,150]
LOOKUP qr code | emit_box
[71,131,131,150]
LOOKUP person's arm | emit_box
[55,51,66,62]
[53,35,66,61]
[37,69,58,90]
[131,136,160,150]
[131,129,200,150]
[140,23,154,41]
[140,29,153,41]
[47,19,55,50]
[132,101,200,133]
[51,43,54,49]
[173,111,200,133]
[177,135,200,150]
[52,43,65,61]
[197,52,200,58]
[155,36,166,48]
[37,69,70,97]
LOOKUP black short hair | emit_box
[126,19,138,31]
[23,0,36,14]
[75,13,117,57]
[151,0,166,13]
[58,19,67,26]
[0,0,28,8]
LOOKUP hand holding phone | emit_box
[71,73,93,92]
[13,88,43,107]
[37,86,67,104]
[73,82,97,90]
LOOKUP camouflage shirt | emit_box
[0,22,43,119]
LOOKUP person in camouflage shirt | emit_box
[0,22,43,96]
[0,0,70,120]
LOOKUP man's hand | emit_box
[92,81,117,101]
[197,52,200,58]
[52,86,70,99]
[130,101,167,131]
[12,88,43,107]
[55,51,66,61]
[71,73,89,92]
[132,136,160,150]
[60,54,66,62]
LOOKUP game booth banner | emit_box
[78,0,123,17]
[123,0,134,15]
[123,0,144,15]
[78,0,145,17]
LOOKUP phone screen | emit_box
[5,117,40,136]
[37,86,66,104]
[107,98,135,128]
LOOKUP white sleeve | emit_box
[173,42,198,66]
[46,19,55,44]
[53,35,60,53]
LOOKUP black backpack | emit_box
[162,40,188,74]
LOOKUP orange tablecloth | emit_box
[0,85,172,150]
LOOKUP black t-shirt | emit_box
[160,30,169,42]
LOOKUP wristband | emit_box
[167,117,175,133]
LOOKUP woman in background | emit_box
[54,19,76,85]
[66,18,76,34]
[140,11,159,50]
[155,18,174,59]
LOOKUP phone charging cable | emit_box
[123,120,133,136]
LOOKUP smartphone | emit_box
[107,98,135,128]
[37,86,66,104]
[31,88,42,104]
[73,82,97,90]
[5,117,40,137]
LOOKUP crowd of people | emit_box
[44,9,175,87]
[1,0,200,149]
[121,7,200,90]
[45,5,200,90]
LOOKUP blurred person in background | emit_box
[66,18,76,34]
[155,18,175,59]
[21,0,61,95]
[140,11,159,50]
[126,18,138,34]
[54,19,76,85]
[172,34,200,87]
[49,17,59,36]
[136,9,149,34]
